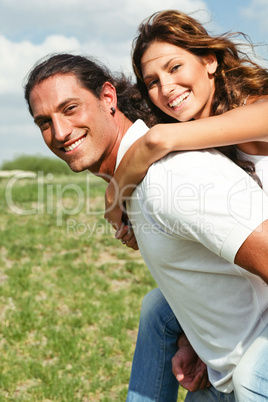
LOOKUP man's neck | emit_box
[96,112,133,182]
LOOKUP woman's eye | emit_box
[147,79,158,90]
[171,64,181,73]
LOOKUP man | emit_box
[25,53,268,401]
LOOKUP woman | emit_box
[104,10,268,402]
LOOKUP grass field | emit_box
[0,171,187,401]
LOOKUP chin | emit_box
[68,164,87,173]
[62,159,84,173]
[174,111,196,122]
[165,109,189,122]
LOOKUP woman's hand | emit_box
[115,222,139,250]
[105,178,124,231]
[104,126,168,232]
[105,180,139,250]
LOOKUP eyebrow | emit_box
[143,56,179,82]
[33,97,80,124]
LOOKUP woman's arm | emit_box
[165,98,268,149]
[105,98,268,229]
[115,99,268,195]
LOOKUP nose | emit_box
[52,115,71,142]
[160,80,176,97]
[158,74,176,97]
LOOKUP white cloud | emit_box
[0,0,209,44]
[240,0,268,33]
[0,35,81,95]
[0,33,83,165]
[0,94,53,166]
[0,0,266,169]
[0,0,211,96]
[0,0,221,167]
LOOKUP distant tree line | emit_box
[0,155,77,175]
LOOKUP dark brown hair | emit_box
[132,10,268,184]
[24,53,159,128]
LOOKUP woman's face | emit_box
[141,41,217,121]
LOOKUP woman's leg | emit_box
[127,288,182,402]
[126,288,236,402]
[233,325,268,402]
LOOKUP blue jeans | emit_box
[126,288,235,402]
[233,325,268,401]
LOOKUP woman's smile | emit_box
[141,41,217,121]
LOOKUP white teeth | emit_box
[64,136,86,152]
[169,92,190,108]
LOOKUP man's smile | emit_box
[63,134,87,152]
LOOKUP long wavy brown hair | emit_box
[132,10,268,184]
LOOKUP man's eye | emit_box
[38,119,51,130]
[64,105,77,114]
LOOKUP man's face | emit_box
[29,73,117,174]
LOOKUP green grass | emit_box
[0,171,187,401]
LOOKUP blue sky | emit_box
[0,0,267,166]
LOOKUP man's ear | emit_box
[100,81,117,110]
[205,53,218,75]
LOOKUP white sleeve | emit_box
[144,150,268,263]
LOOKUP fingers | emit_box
[115,225,139,250]
[172,352,184,381]
[104,205,125,231]
[171,348,210,392]
[115,225,129,240]
[175,371,184,383]
[196,362,210,390]
[187,369,207,392]
[180,363,210,392]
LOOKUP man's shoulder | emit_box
[115,120,149,171]
[139,147,253,206]
[146,148,242,181]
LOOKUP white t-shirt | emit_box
[116,120,268,393]
[237,148,268,191]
